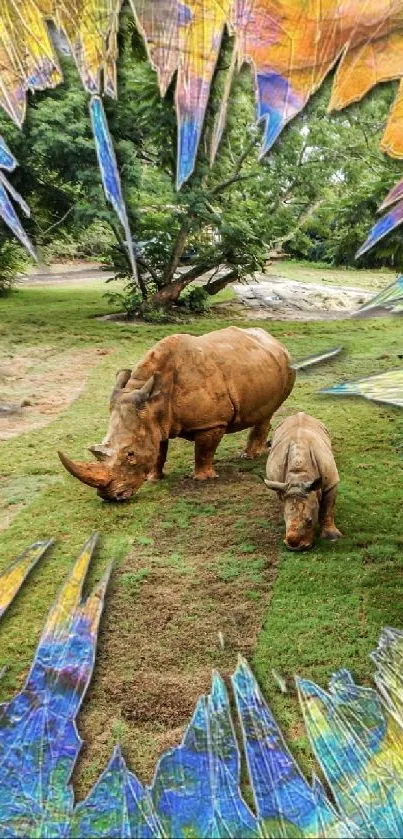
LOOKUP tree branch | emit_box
[209,136,258,197]
[37,206,75,240]
[204,268,238,295]
[148,261,214,306]
[162,221,191,285]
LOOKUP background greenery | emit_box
[1,9,403,307]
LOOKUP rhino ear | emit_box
[88,444,112,462]
[130,373,161,409]
[110,369,132,406]
[264,478,287,493]
[304,476,323,493]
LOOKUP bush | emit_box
[40,222,115,263]
[104,276,143,317]
[0,241,28,295]
[104,277,175,323]
[40,234,79,263]
[75,221,115,258]
[179,285,210,313]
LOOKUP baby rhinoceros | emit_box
[264,412,342,551]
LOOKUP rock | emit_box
[232,275,373,320]
[0,403,22,415]
[0,398,31,414]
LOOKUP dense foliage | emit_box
[0,9,402,309]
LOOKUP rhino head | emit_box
[58,369,162,502]
[264,476,323,551]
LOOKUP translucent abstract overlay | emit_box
[1,534,403,837]
[321,369,403,409]
[2,3,403,259]
[354,276,403,317]
[291,346,343,371]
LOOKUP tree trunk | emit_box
[147,277,189,306]
[146,263,212,308]
[162,223,190,285]
[205,269,238,295]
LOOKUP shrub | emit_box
[104,276,143,317]
[180,285,210,313]
[0,241,28,295]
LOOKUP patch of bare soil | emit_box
[74,460,281,797]
[0,474,60,530]
[0,347,108,440]
[17,262,115,286]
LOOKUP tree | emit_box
[0,8,402,313]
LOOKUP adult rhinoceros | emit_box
[58,326,295,502]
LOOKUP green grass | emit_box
[265,259,396,291]
[1,277,403,787]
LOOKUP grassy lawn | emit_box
[0,279,403,795]
[265,259,396,291]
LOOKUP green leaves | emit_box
[0,13,401,307]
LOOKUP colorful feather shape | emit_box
[89,95,138,281]
[0,137,36,259]
[291,347,344,371]
[298,668,403,837]
[356,201,403,259]
[0,532,111,835]
[320,369,403,408]
[353,276,403,316]
[3,2,403,255]
[2,2,403,256]
[0,538,52,618]
[2,536,403,835]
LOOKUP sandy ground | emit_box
[17,261,115,286]
[0,347,110,440]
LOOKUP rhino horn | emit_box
[264,479,287,492]
[58,451,112,489]
[110,368,132,406]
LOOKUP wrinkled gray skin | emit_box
[58,327,296,501]
[89,370,162,501]
[263,412,342,551]
[58,370,164,502]
[264,477,323,551]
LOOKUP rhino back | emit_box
[267,412,339,491]
[170,328,294,432]
[127,328,294,435]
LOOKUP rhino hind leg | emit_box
[148,440,169,482]
[242,420,271,459]
[319,487,343,540]
[193,427,224,480]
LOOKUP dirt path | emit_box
[0,347,110,441]
[74,454,281,796]
[17,262,115,286]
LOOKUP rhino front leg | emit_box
[148,440,169,481]
[319,487,343,540]
[242,420,271,459]
[193,427,224,480]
